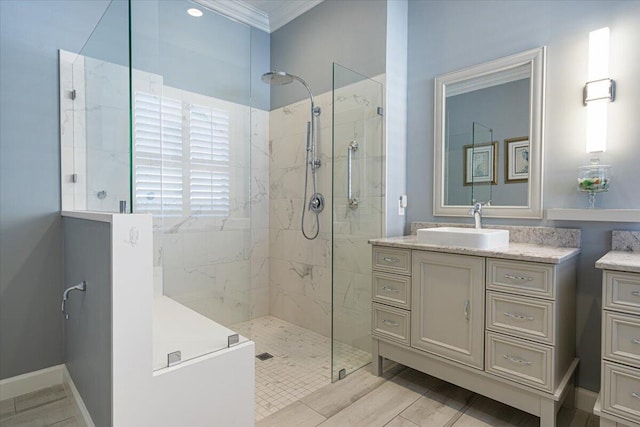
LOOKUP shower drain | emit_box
[256,352,273,361]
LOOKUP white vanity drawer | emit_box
[372,271,411,310]
[485,331,553,392]
[372,303,410,346]
[486,292,554,345]
[487,259,555,299]
[604,271,640,315]
[604,311,640,367]
[372,246,411,275]
[602,361,640,424]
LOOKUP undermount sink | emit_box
[416,227,509,250]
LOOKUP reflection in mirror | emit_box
[434,47,545,218]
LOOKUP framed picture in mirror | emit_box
[505,136,529,183]
[463,141,498,186]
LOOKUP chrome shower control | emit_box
[309,193,325,214]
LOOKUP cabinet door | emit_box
[411,251,485,369]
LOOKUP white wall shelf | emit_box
[546,208,640,223]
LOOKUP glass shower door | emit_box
[331,63,384,381]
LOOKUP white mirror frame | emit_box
[433,47,546,219]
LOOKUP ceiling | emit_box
[194,0,324,33]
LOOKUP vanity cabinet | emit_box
[596,269,640,427]
[371,243,578,427]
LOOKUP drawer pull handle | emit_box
[632,392,640,400]
[504,273,534,281]
[503,354,532,365]
[503,312,534,322]
[382,286,400,293]
[382,319,399,327]
[632,339,640,345]
[383,257,400,264]
[464,300,470,323]
[632,291,640,297]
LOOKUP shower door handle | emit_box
[348,140,358,210]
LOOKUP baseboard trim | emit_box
[575,386,598,413]
[63,366,95,427]
[0,364,64,400]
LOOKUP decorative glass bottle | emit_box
[577,159,611,208]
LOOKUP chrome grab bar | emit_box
[62,281,86,320]
[347,140,358,210]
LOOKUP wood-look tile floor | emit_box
[0,384,86,427]
[257,364,600,427]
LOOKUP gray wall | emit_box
[63,218,112,427]
[407,0,640,392]
[0,0,111,380]
[269,0,387,109]
[385,0,409,237]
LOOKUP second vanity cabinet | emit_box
[594,256,640,427]
[371,241,578,427]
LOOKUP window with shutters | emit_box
[189,105,230,217]
[133,91,230,218]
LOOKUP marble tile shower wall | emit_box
[157,106,270,327]
[268,75,385,343]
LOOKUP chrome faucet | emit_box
[468,202,482,230]
[61,281,86,320]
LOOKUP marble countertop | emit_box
[595,251,640,273]
[369,235,581,264]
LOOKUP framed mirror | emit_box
[433,47,545,218]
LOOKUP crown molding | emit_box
[267,1,324,32]
[195,0,269,32]
[194,0,323,33]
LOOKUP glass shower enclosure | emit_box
[331,63,384,381]
[60,0,385,388]
[60,0,256,369]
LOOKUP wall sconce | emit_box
[585,27,614,153]
[579,27,613,208]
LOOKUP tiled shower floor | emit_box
[232,316,371,421]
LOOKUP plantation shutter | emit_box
[189,104,230,217]
[133,92,183,215]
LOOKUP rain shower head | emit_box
[261,71,294,86]
[262,70,319,116]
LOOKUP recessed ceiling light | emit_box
[187,8,203,17]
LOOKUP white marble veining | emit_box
[612,230,640,252]
[370,235,581,264]
[269,74,385,343]
[411,222,580,248]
